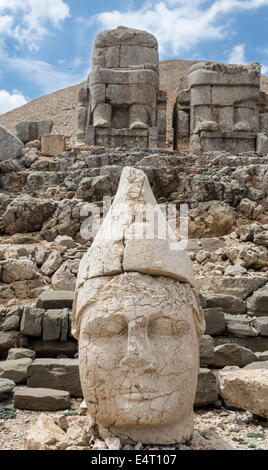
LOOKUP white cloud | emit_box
[91,0,268,57]
[228,44,247,64]
[0,89,27,114]
[5,57,87,94]
[262,64,268,75]
[0,0,70,50]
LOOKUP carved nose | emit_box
[121,355,155,372]
[120,317,156,372]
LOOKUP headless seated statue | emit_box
[77,27,166,148]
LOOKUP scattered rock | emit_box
[194,369,218,407]
[219,368,268,419]
[40,251,62,276]
[7,348,36,361]
[0,358,32,384]
[24,414,65,450]
[27,358,82,397]
[0,259,39,283]
[253,317,268,337]
[199,335,214,366]
[206,294,247,315]
[213,343,258,368]
[204,308,225,336]
[190,429,234,450]
[0,378,15,401]
[225,314,258,338]
[247,291,268,316]
[2,196,56,235]
[105,437,122,450]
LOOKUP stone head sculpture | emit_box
[76,26,167,148]
[72,167,205,444]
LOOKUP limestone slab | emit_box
[27,358,82,397]
[14,387,70,411]
[219,369,268,419]
[36,291,74,310]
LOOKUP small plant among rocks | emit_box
[230,427,240,433]
[248,443,257,449]
[247,432,265,439]
[0,406,16,420]
[62,410,78,417]
[232,437,248,445]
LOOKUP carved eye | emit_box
[99,317,127,338]
[148,318,173,337]
[148,317,190,337]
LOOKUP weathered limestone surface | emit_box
[77,26,167,148]
[173,61,264,153]
[73,166,205,444]
[0,124,24,161]
[27,358,82,397]
[24,414,66,450]
[0,358,32,384]
[24,413,94,450]
[219,369,268,418]
[41,135,66,157]
[16,121,53,144]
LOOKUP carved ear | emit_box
[71,290,79,340]
[192,289,206,339]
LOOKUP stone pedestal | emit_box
[199,131,256,153]
[85,126,158,148]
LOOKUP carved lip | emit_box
[120,391,161,401]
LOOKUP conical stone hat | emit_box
[72,166,199,337]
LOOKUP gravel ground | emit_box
[0,399,267,451]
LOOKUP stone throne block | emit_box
[173,61,262,152]
[76,27,167,148]
[188,62,261,152]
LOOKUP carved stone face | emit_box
[78,272,200,444]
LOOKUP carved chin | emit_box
[81,369,197,429]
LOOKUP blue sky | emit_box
[1,0,268,114]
